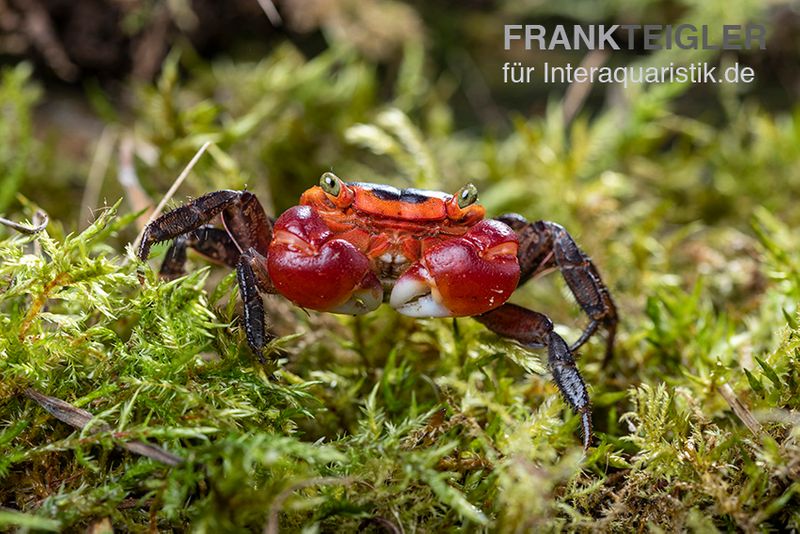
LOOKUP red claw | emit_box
[268,206,383,314]
[390,220,520,317]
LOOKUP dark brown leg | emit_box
[160,225,242,279]
[221,191,273,255]
[237,248,274,360]
[475,303,592,449]
[137,190,275,358]
[138,190,273,260]
[138,190,242,261]
[495,214,618,361]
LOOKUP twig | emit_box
[24,388,184,467]
[79,126,118,230]
[117,134,154,230]
[0,209,48,234]
[254,0,282,26]
[563,49,610,125]
[131,141,212,254]
[131,4,171,80]
[718,382,762,437]
[85,517,113,534]
[11,0,77,80]
[263,476,355,534]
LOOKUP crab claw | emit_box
[390,220,520,317]
[268,206,383,314]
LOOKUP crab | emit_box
[137,173,617,448]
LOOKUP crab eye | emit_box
[320,172,342,197]
[456,184,478,208]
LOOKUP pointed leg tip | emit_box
[136,268,147,285]
[581,411,593,450]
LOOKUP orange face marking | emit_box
[300,180,484,223]
[298,175,486,268]
[351,186,448,221]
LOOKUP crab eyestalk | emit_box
[390,220,520,317]
[267,206,383,314]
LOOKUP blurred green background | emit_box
[2,0,800,531]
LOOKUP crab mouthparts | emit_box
[389,265,452,318]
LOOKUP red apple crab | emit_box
[137,173,617,448]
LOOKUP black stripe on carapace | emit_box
[348,182,450,203]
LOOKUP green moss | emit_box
[2,1,800,530]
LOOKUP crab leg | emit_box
[237,249,274,360]
[220,191,273,255]
[138,190,273,259]
[138,190,276,358]
[474,303,592,449]
[495,214,618,361]
[140,190,238,260]
[159,225,241,279]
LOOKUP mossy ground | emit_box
[1,1,800,532]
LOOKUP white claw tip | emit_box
[390,274,452,317]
